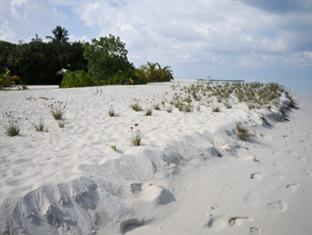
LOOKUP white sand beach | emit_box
[0,81,311,235]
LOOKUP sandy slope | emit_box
[128,94,312,235]
[0,82,311,235]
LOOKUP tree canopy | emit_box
[46,26,69,43]
[0,26,174,87]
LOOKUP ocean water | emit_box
[244,77,312,96]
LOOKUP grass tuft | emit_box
[48,101,66,120]
[235,122,254,141]
[130,124,141,146]
[5,111,20,137]
[145,109,152,116]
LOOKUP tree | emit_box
[46,26,69,43]
[83,34,134,83]
[135,62,174,83]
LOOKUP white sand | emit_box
[0,82,311,235]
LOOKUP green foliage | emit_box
[60,70,95,88]
[0,68,22,89]
[135,62,174,83]
[1,26,173,86]
[0,32,87,85]
[111,145,123,153]
[83,35,134,83]
[46,26,69,43]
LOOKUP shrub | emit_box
[5,111,20,136]
[135,62,174,83]
[60,70,95,88]
[48,101,66,120]
[0,68,21,89]
[83,35,135,84]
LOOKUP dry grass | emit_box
[235,122,254,141]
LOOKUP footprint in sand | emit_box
[273,162,282,169]
[298,157,307,163]
[267,200,288,214]
[285,183,300,191]
[305,170,312,177]
[243,192,260,207]
[250,226,263,235]
[120,218,150,234]
[206,215,252,231]
[250,172,265,180]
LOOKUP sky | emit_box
[1,0,312,82]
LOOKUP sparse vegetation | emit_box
[108,107,116,117]
[130,101,143,112]
[153,103,160,110]
[58,120,65,128]
[48,101,66,120]
[212,106,220,112]
[5,111,21,136]
[145,109,152,116]
[169,81,295,114]
[235,122,254,141]
[130,123,141,146]
[166,106,173,113]
[32,118,47,132]
[111,145,123,153]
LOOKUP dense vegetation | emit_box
[0,26,174,88]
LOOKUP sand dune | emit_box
[0,81,311,235]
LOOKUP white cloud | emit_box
[78,0,311,69]
[10,0,27,17]
[2,0,312,79]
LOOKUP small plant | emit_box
[145,109,152,116]
[48,101,66,120]
[153,103,160,110]
[108,107,116,117]
[130,123,141,146]
[212,106,220,112]
[32,118,47,132]
[235,122,254,141]
[166,106,173,113]
[130,101,142,112]
[5,111,20,136]
[111,145,123,153]
[224,102,232,109]
[184,104,193,112]
[58,120,65,128]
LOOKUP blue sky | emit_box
[1,0,312,82]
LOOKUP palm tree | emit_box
[46,26,69,43]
